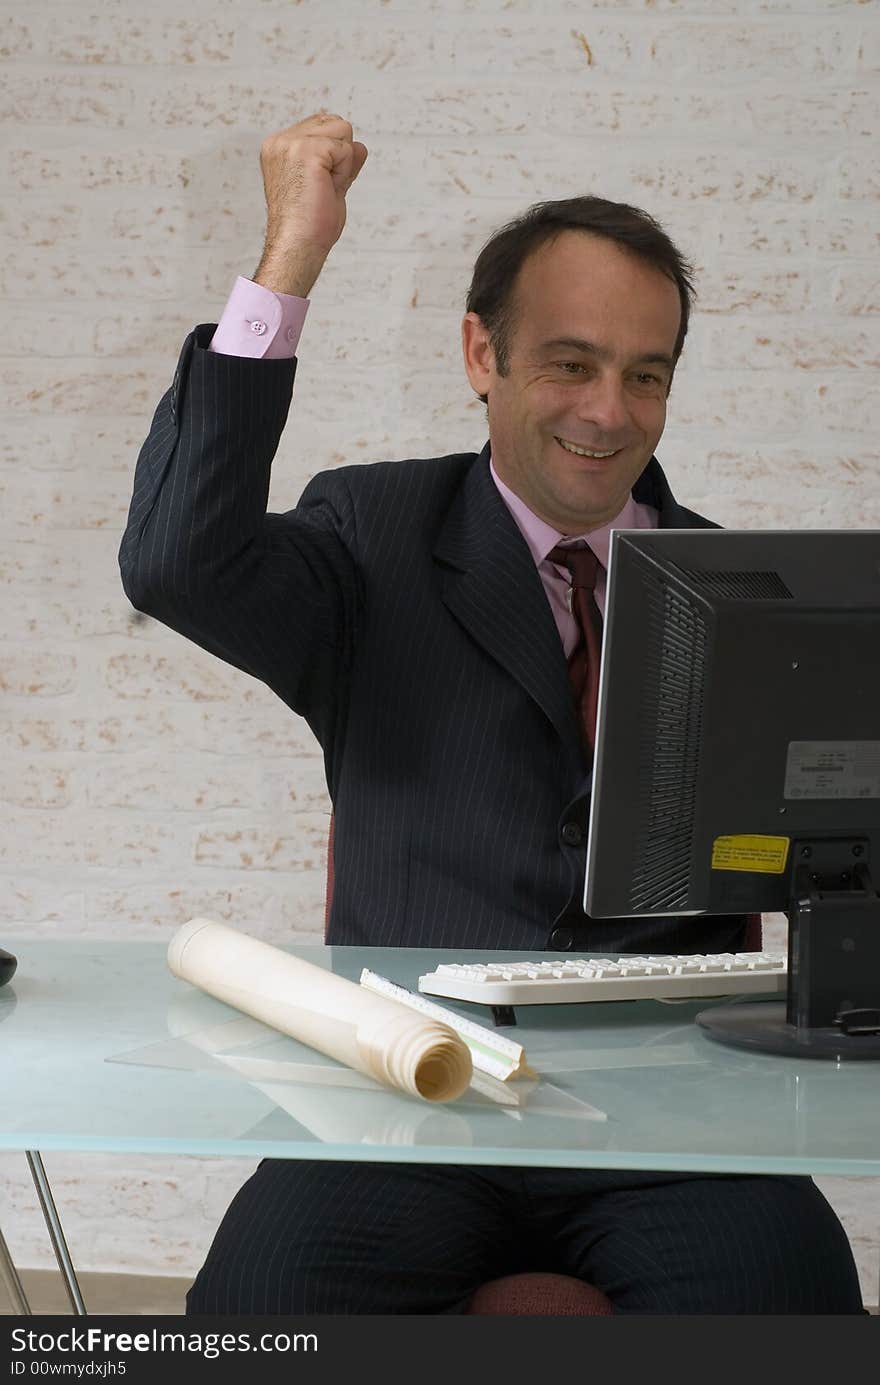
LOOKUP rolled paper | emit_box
[167,918,472,1103]
[165,991,475,1147]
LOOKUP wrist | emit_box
[253,235,329,299]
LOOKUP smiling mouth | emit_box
[554,436,621,461]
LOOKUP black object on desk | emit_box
[491,1005,516,1027]
[0,949,17,988]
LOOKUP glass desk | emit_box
[2,939,879,1312]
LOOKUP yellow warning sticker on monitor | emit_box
[711,835,790,874]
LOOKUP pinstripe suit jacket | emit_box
[120,323,749,955]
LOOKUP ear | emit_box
[461,312,495,396]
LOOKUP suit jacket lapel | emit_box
[634,454,718,531]
[433,444,583,762]
[433,446,705,764]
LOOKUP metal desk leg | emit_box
[26,1152,87,1316]
[0,1223,31,1315]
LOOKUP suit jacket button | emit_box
[549,927,574,950]
[561,822,583,847]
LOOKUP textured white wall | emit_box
[1,0,877,1303]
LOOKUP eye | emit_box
[633,372,662,386]
[558,362,586,374]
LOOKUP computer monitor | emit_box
[584,529,880,1060]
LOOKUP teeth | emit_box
[556,437,616,459]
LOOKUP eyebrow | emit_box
[538,337,674,370]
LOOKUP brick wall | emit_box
[1,0,877,1302]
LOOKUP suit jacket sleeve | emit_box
[118,323,363,745]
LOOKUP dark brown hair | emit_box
[464,196,697,406]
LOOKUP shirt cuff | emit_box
[208,276,309,358]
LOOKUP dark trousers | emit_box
[185,1160,864,1315]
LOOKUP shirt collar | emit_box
[489,453,644,571]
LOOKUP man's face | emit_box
[461,230,682,534]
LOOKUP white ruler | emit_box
[359,969,534,1082]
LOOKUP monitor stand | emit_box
[697,840,880,1060]
[696,1002,880,1060]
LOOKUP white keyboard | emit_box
[418,952,788,1006]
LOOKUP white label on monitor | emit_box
[784,741,880,799]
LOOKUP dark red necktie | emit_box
[548,544,604,756]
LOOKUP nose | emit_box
[576,372,630,436]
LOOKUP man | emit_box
[119,113,863,1313]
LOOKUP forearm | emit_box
[118,321,363,729]
[119,323,297,610]
[253,233,328,299]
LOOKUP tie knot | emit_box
[548,543,600,591]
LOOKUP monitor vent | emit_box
[670,565,793,600]
[630,581,707,912]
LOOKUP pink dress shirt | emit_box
[208,277,659,655]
